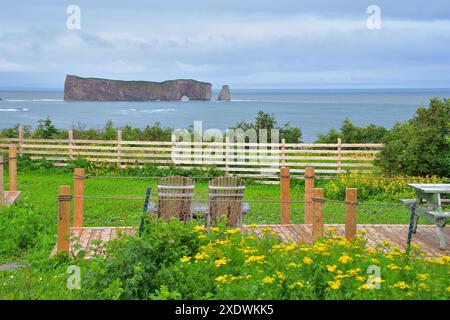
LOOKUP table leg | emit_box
[406,204,416,255]
[436,226,446,250]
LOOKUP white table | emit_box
[407,184,450,250]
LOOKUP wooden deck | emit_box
[50,224,448,259]
[242,224,449,257]
[1,191,21,206]
[50,227,135,259]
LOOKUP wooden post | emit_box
[57,185,71,254]
[0,155,4,205]
[73,168,85,228]
[224,136,230,176]
[312,188,324,241]
[68,130,74,160]
[337,138,342,174]
[117,130,122,168]
[345,188,358,240]
[304,167,315,224]
[281,138,286,166]
[18,126,23,155]
[8,145,17,192]
[280,167,291,224]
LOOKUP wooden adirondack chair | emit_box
[208,176,245,227]
[156,176,194,221]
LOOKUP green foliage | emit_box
[82,218,201,299]
[324,172,445,201]
[233,111,302,143]
[34,117,61,139]
[316,118,388,143]
[0,204,46,260]
[376,98,450,176]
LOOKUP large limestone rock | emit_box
[64,75,212,101]
[218,85,231,101]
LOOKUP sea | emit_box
[0,89,449,142]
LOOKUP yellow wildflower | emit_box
[346,268,361,277]
[193,225,206,232]
[263,276,275,284]
[198,234,206,239]
[326,265,337,272]
[418,283,427,290]
[226,228,241,235]
[276,272,286,282]
[211,227,220,232]
[356,276,366,282]
[303,257,313,265]
[245,255,265,265]
[393,281,410,290]
[387,264,401,270]
[358,284,371,290]
[194,252,209,261]
[446,286,450,292]
[288,281,305,289]
[338,254,353,264]
[417,274,429,281]
[215,258,229,268]
[180,256,191,263]
[371,258,379,264]
[288,263,300,268]
[327,280,341,290]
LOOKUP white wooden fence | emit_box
[0,128,382,179]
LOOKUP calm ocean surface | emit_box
[0,89,449,142]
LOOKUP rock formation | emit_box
[218,85,231,101]
[64,75,212,101]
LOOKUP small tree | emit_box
[376,98,450,176]
[34,117,60,139]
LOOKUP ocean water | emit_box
[0,89,449,142]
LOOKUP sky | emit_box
[0,0,450,89]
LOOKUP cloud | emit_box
[0,59,32,72]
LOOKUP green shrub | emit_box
[0,204,47,260]
[376,98,450,176]
[324,172,445,201]
[82,218,202,299]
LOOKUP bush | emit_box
[316,118,388,143]
[0,204,47,260]
[376,98,450,176]
[323,172,445,201]
[81,218,202,299]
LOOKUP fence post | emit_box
[304,167,315,224]
[57,185,71,255]
[117,130,122,168]
[68,130,74,160]
[0,155,4,205]
[280,167,291,224]
[281,138,286,166]
[225,136,230,176]
[312,188,324,241]
[337,138,342,174]
[9,145,17,192]
[18,126,23,155]
[345,188,358,240]
[73,168,85,228]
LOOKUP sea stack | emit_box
[218,85,231,101]
[64,75,212,101]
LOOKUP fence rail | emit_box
[0,131,382,179]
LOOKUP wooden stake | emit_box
[345,188,358,240]
[9,145,17,192]
[73,168,85,228]
[312,188,324,241]
[68,130,74,160]
[117,130,122,168]
[57,185,71,254]
[281,138,286,166]
[18,126,23,155]
[304,167,314,224]
[280,167,291,224]
[0,155,4,205]
[337,138,342,174]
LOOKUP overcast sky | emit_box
[1,0,449,89]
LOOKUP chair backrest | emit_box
[208,176,245,227]
[158,176,194,221]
